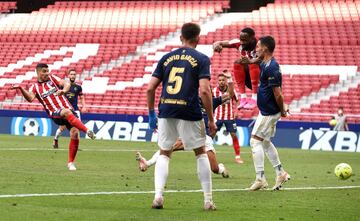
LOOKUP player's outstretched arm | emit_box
[200,78,216,136]
[11,85,36,102]
[273,86,289,117]
[213,40,232,53]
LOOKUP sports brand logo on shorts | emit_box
[11,117,52,136]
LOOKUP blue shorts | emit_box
[216,120,237,133]
[51,109,79,130]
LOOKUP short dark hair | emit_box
[181,23,201,42]
[339,107,344,110]
[241,27,255,37]
[36,63,48,70]
[67,69,76,74]
[259,36,276,53]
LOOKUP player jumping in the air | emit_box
[11,63,95,171]
[213,27,260,109]
[53,69,87,148]
[249,36,290,191]
[146,23,216,210]
[212,70,243,164]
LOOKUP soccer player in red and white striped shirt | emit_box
[212,70,244,164]
[213,27,261,110]
[11,63,95,171]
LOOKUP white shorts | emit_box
[158,118,206,151]
[251,112,281,141]
[205,135,215,152]
[75,110,81,121]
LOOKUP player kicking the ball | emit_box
[248,36,290,191]
[11,63,95,171]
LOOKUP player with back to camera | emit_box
[137,71,239,178]
[11,63,95,171]
[53,69,87,148]
[248,36,291,191]
[146,23,217,210]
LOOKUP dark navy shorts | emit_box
[51,109,79,130]
[216,120,237,133]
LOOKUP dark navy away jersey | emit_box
[152,47,211,121]
[65,83,83,111]
[257,57,282,115]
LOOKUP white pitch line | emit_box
[0,148,248,154]
[0,186,359,199]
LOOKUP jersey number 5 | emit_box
[166,67,184,95]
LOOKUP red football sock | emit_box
[249,64,260,94]
[233,63,246,94]
[232,136,240,156]
[68,138,79,163]
[66,113,87,133]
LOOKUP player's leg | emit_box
[53,125,66,148]
[180,120,215,211]
[67,127,79,171]
[244,64,260,109]
[152,118,178,209]
[225,120,243,164]
[233,63,247,109]
[59,108,95,139]
[205,135,229,178]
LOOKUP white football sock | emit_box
[154,154,169,199]
[54,128,63,140]
[218,163,225,174]
[197,153,212,203]
[263,140,284,176]
[251,93,257,100]
[250,138,265,180]
[147,150,160,167]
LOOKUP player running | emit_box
[249,36,290,191]
[213,27,260,109]
[11,63,95,171]
[212,70,243,164]
[53,69,87,148]
[146,23,216,210]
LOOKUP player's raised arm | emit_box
[11,84,36,102]
[200,78,216,136]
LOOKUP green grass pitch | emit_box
[0,134,359,221]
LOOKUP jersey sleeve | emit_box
[78,85,83,95]
[152,57,165,80]
[198,56,211,80]
[50,75,62,87]
[267,66,281,87]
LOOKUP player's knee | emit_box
[250,137,262,150]
[60,108,71,117]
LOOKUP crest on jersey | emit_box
[47,81,54,87]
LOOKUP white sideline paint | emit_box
[0,186,359,199]
[0,44,99,87]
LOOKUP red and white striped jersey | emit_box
[212,86,238,120]
[229,38,257,59]
[29,75,73,116]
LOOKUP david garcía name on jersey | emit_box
[163,54,198,67]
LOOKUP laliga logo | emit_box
[11,117,52,136]
[299,129,360,152]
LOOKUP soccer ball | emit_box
[329,119,337,126]
[334,163,352,180]
[23,118,40,136]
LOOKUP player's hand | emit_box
[208,120,217,137]
[240,56,250,64]
[213,43,222,53]
[148,109,158,131]
[234,112,239,119]
[81,107,87,112]
[11,84,21,90]
[281,104,290,117]
[222,71,232,79]
[55,90,65,96]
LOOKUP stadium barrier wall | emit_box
[1,110,360,152]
